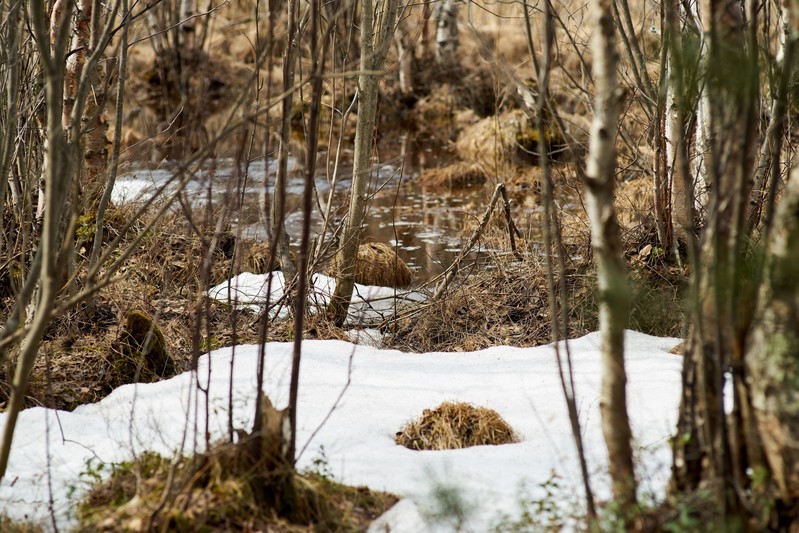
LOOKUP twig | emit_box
[433,183,504,300]
[498,184,523,260]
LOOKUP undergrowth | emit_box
[77,443,397,532]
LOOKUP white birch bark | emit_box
[690,0,711,213]
[585,0,637,511]
[433,0,458,70]
[395,19,415,95]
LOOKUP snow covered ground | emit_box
[207,271,425,325]
[0,275,683,531]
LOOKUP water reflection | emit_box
[114,143,498,282]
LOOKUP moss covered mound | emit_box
[396,401,518,451]
[78,443,397,532]
[107,310,175,390]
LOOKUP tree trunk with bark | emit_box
[671,0,763,520]
[64,0,110,210]
[746,163,799,507]
[584,0,637,513]
[329,0,399,324]
[433,0,458,71]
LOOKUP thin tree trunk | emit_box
[271,0,299,283]
[329,0,399,325]
[748,5,794,233]
[288,0,325,464]
[66,0,110,209]
[743,3,799,518]
[672,0,759,518]
[395,19,416,96]
[536,0,596,517]
[0,0,22,260]
[585,0,636,512]
[0,0,76,479]
[689,0,710,214]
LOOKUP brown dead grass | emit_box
[329,242,413,289]
[419,161,487,189]
[455,110,528,177]
[78,444,397,532]
[616,177,656,233]
[0,208,263,411]
[0,516,44,533]
[395,401,518,451]
[387,254,596,353]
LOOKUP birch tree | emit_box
[746,162,799,506]
[329,0,400,324]
[584,0,636,513]
[433,0,458,71]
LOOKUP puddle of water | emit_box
[114,135,521,282]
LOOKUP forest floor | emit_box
[0,1,689,530]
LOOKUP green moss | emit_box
[200,337,221,352]
[77,442,397,532]
[515,126,566,164]
[75,211,97,243]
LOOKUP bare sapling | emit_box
[532,0,596,519]
[271,0,300,284]
[329,0,401,324]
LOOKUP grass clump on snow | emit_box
[77,443,397,532]
[395,401,518,451]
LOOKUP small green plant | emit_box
[492,474,566,532]
[426,481,472,531]
[200,336,221,352]
[79,457,106,485]
[310,445,333,479]
[662,501,702,533]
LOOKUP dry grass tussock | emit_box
[395,401,518,451]
[327,242,413,289]
[77,444,397,532]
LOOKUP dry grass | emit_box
[0,516,44,533]
[419,161,487,189]
[616,177,656,234]
[329,242,413,289]
[0,208,262,411]
[395,401,518,451]
[387,254,596,353]
[454,110,529,177]
[78,443,397,532]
